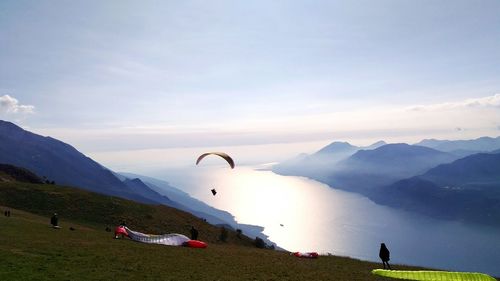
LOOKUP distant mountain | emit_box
[419,152,500,190]
[122,178,179,207]
[273,136,500,226]
[274,142,458,195]
[323,143,459,193]
[339,143,457,174]
[416,136,500,154]
[0,120,174,205]
[364,140,388,150]
[272,140,386,179]
[370,152,500,225]
[315,141,359,156]
[119,172,191,199]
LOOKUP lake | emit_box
[160,165,500,276]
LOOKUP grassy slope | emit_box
[0,181,254,246]
[1,182,498,280]
[0,208,407,281]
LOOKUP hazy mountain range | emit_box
[3,118,500,227]
[273,140,387,180]
[274,136,500,226]
[416,137,500,156]
[370,152,500,224]
[0,120,257,231]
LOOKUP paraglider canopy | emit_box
[196,152,235,169]
[372,269,496,281]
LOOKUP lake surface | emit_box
[161,165,500,276]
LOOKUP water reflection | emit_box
[163,166,500,276]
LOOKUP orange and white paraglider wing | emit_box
[196,152,235,169]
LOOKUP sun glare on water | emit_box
[189,165,341,251]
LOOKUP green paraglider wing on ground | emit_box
[372,269,496,281]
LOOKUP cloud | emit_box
[406,93,500,112]
[0,95,35,114]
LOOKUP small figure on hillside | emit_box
[50,213,59,228]
[190,226,199,240]
[379,243,391,270]
[219,226,228,242]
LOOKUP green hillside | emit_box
[1,180,497,280]
[0,180,254,246]
[0,164,43,184]
[0,207,420,281]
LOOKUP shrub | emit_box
[254,237,266,249]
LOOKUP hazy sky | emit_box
[1,0,499,169]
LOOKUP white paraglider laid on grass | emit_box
[114,226,207,248]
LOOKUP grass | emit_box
[1,181,498,280]
[0,208,409,281]
[0,181,254,246]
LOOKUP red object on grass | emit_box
[184,240,208,248]
[293,252,319,258]
[114,226,129,238]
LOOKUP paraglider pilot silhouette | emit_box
[379,243,391,269]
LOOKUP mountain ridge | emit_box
[272,140,386,179]
[415,136,500,153]
[273,137,500,226]
[327,143,458,192]
[369,152,500,225]
[0,120,228,224]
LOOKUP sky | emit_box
[1,0,499,171]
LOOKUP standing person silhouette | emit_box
[379,243,391,269]
[190,226,199,240]
[50,213,59,228]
